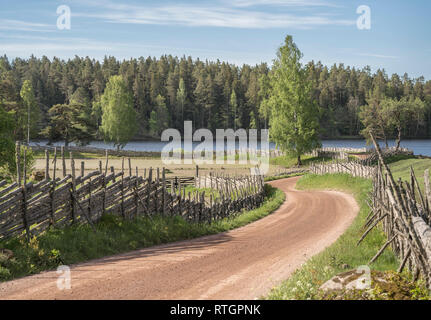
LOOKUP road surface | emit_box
[0,177,358,300]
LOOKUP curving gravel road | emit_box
[0,177,358,300]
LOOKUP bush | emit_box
[0,145,35,182]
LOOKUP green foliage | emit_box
[0,184,284,281]
[266,174,398,300]
[0,145,35,181]
[260,35,320,164]
[176,78,187,125]
[0,104,15,173]
[20,80,40,142]
[148,94,169,137]
[0,54,430,141]
[100,75,137,149]
[42,99,96,146]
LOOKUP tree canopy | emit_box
[260,35,320,164]
[0,52,429,146]
[99,75,137,150]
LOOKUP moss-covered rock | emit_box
[319,270,430,300]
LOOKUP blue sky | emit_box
[1,0,430,79]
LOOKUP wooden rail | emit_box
[0,146,266,241]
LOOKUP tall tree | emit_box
[100,75,137,150]
[20,80,40,143]
[260,35,320,165]
[176,78,186,128]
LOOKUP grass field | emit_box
[388,156,431,192]
[265,173,399,300]
[269,154,333,168]
[0,184,285,282]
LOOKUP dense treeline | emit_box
[0,54,430,144]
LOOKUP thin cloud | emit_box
[73,1,354,29]
[358,53,399,59]
[0,19,53,32]
[228,0,339,8]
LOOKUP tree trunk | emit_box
[396,127,402,151]
[297,155,302,166]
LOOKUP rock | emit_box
[0,249,14,260]
[320,269,375,292]
[32,170,45,182]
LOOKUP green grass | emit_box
[0,184,285,282]
[270,155,333,169]
[264,172,304,182]
[388,157,431,193]
[265,173,398,300]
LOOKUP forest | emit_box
[0,54,430,145]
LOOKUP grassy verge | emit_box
[0,184,285,282]
[388,157,431,193]
[264,172,304,182]
[265,173,399,300]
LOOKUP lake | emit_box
[30,139,431,157]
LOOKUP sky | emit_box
[1,0,430,79]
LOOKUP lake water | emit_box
[30,139,431,157]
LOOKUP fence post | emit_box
[135,166,139,217]
[70,151,76,223]
[195,165,199,188]
[44,148,49,180]
[121,157,125,218]
[21,148,30,242]
[80,161,85,177]
[104,149,109,175]
[15,141,21,185]
[162,167,166,216]
[61,146,66,177]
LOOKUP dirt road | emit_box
[0,177,358,300]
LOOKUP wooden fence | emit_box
[361,135,431,288]
[30,144,284,159]
[309,160,376,179]
[0,144,265,241]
